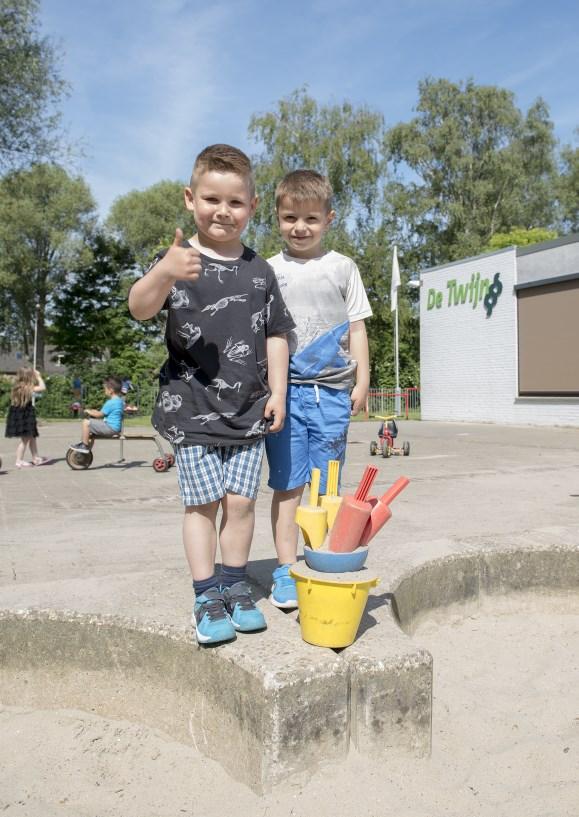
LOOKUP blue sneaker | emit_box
[270,564,298,609]
[193,587,236,645]
[222,582,267,633]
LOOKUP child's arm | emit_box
[349,319,370,416]
[85,409,104,418]
[32,370,46,393]
[264,334,289,433]
[128,229,202,320]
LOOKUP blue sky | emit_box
[40,0,579,218]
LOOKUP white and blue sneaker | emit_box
[193,587,236,645]
[270,564,298,609]
[222,581,267,633]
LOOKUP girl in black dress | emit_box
[5,368,48,468]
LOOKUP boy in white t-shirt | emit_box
[266,170,372,608]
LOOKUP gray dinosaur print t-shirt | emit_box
[149,242,295,447]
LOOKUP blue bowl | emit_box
[303,545,369,573]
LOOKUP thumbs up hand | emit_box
[160,228,202,282]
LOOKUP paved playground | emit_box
[1,418,578,815]
[2,418,578,601]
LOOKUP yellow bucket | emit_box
[290,564,379,648]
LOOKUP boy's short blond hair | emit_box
[190,144,255,197]
[275,170,333,212]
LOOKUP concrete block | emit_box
[250,562,433,760]
[342,601,432,759]
[480,546,579,595]
[0,606,349,794]
[391,553,481,632]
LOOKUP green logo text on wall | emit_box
[427,272,503,318]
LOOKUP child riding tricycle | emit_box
[369,414,410,458]
[65,376,174,472]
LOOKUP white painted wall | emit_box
[419,247,579,426]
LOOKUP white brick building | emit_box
[419,235,579,426]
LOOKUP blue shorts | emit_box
[265,384,351,493]
[175,440,264,506]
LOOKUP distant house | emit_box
[0,348,67,377]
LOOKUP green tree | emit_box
[0,0,67,168]
[0,163,96,366]
[484,226,557,251]
[106,180,194,270]
[48,232,152,368]
[106,180,194,349]
[557,136,579,233]
[357,229,419,389]
[384,78,558,266]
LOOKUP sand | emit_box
[2,591,578,817]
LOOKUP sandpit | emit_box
[2,590,578,817]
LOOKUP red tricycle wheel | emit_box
[153,456,169,472]
[369,441,377,456]
[166,453,175,467]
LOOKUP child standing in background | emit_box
[5,368,49,468]
[266,170,372,608]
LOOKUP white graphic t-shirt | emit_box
[268,250,372,390]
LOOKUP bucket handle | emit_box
[351,579,380,598]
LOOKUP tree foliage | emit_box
[384,78,557,267]
[106,180,194,270]
[0,0,67,168]
[105,180,193,349]
[485,227,557,252]
[557,136,579,233]
[0,163,96,366]
[48,232,152,369]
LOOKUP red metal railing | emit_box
[365,387,420,420]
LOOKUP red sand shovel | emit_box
[328,465,378,553]
[359,476,410,546]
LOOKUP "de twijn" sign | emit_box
[427,272,503,318]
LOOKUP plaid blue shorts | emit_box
[174,440,265,506]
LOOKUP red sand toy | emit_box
[359,475,410,546]
[369,414,410,459]
[328,465,378,553]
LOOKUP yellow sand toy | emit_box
[319,459,343,530]
[295,467,327,550]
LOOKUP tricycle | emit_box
[369,414,410,459]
